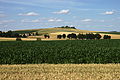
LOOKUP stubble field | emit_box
[0,64,120,80]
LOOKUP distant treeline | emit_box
[0,30,39,38]
[55,26,76,29]
[57,33,111,40]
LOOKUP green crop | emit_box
[0,39,120,64]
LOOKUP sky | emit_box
[0,0,120,31]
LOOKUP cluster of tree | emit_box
[44,34,50,38]
[57,34,66,39]
[0,30,26,38]
[28,32,39,36]
[57,33,111,40]
[0,30,39,38]
[68,33,102,40]
[103,35,111,39]
[56,26,76,29]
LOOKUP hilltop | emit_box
[13,27,95,35]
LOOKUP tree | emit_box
[67,34,71,39]
[48,35,50,38]
[103,35,111,39]
[71,27,76,29]
[14,33,20,37]
[16,37,22,41]
[36,32,39,36]
[23,34,27,38]
[57,35,62,39]
[44,34,50,38]
[6,30,13,37]
[0,31,2,37]
[63,34,66,39]
[78,33,84,40]
[95,33,102,39]
[29,33,32,36]
[67,33,77,39]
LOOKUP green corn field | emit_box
[0,39,120,64]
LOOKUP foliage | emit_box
[56,26,76,29]
[36,38,41,41]
[0,40,120,64]
[16,37,22,41]
[0,30,27,38]
[57,33,103,40]
[44,34,50,38]
[103,35,111,39]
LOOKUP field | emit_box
[0,64,120,80]
[0,39,120,64]
[1,40,120,80]
[98,32,120,35]
[13,28,92,34]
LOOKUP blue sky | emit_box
[0,0,120,31]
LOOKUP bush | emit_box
[37,38,41,41]
[16,37,22,41]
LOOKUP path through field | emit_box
[0,64,120,80]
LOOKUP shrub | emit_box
[37,38,41,41]
[16,37,22,41]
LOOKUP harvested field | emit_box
[1,33,120,41]
[0,64,120,80]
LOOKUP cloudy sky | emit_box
[0,0,120,31]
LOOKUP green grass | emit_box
[0,39,120,64]
[13,28,91,35]
[13,30,37,34]
[98,32,120,35]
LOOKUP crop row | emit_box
[0,39,120,64]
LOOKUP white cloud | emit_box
[56,19,63,22]
[18,12,39,16]
[21,19,41,23]
[48,18,63,22]
[53,9,70,14]
[0,20,15,24]
[48,19,55,22]
[103,11,115,15]
[100,20,105,22]
[81,19,92,22]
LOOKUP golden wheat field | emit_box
[0,64,120,80]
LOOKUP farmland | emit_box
[0,39,120,64]
[0,64,120,80]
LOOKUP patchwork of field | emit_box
[14,28,92,34]
[0,64,120,80]
[1,28,120,41]
[1,33,120,41]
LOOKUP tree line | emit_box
[55,26,76,29]
[0,30,111,40]
[0,30,39,38]
[57,33,111,40]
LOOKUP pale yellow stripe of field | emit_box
[0,64,120,80]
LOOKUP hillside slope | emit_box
[14,28,95,35]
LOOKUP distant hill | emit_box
[97,32,120,35]
[13,28,95,35]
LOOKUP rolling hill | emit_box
[13,28,95,35]
[1,27,120,41]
